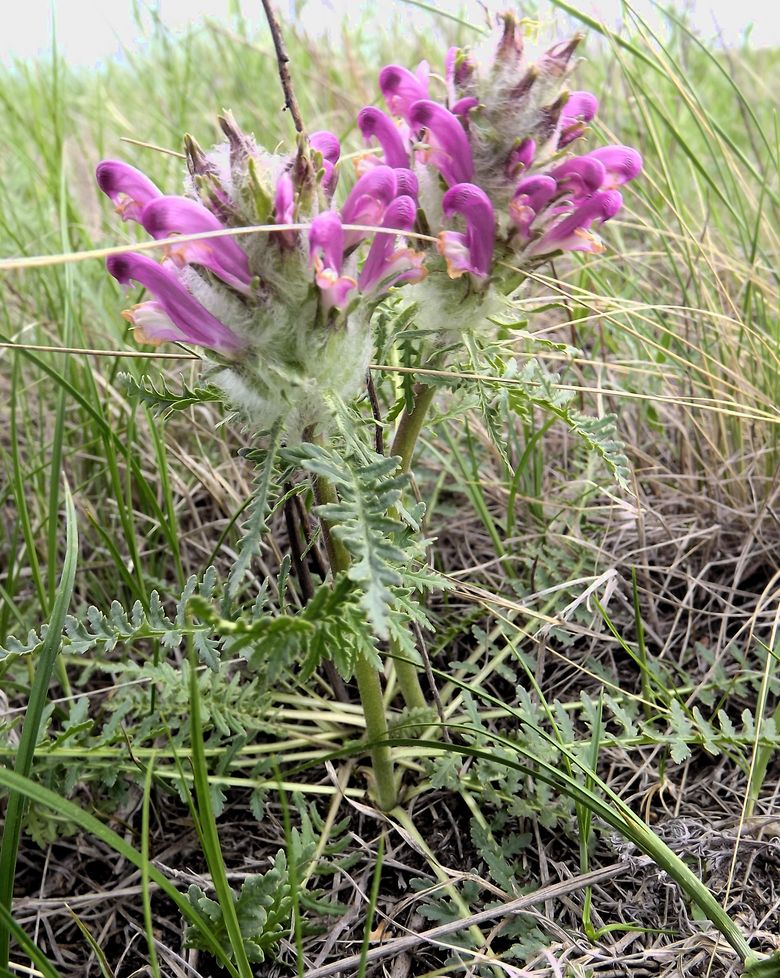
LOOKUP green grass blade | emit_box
[357,833,384,978]
[187,643,254,978]
[0,766,240,977]
[141,755,163,978]
[0,484,78,969]
[0,902,64,978]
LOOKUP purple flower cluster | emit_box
[95,12,641,423]
[356,12,641,285]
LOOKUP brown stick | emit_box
[300,858,652,977]
[260,0,305,133]
[366,372,384,455]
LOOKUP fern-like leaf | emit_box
[228,421,283,599]
[506,358,631,491]
[185,850,292,964]
[121,373,223,417]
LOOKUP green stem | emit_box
[314,470,398,812]
[390,382,437,472]
[393,651,429,713]
[389,383,437,713]
[353,654,398,812]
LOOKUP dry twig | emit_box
[260,0,305,132]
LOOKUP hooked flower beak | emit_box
[379,62,430,121]
[408,100,474,187]
[357,106,410,169]
[96,160,162,222]
[586,145,643,189]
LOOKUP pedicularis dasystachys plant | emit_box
[95,12,642,811]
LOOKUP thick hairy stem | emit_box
[313,470,398,811]
[393,650,428,713]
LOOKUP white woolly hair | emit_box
[412,266,504,339]
[211,318,374,437]
[177,267,255,338]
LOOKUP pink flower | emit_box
[358,196,425,294]
[107,252,244,353]
[274,171,298,248]
[548,156,607,200]
[308,212,357,311]
[559,91,599,147]
[529,190,623,257]
[409,100,474,187]
[586,145,643,188]
[358,107,410,168]
[379,62,429,122]
[140,196,252,294]
[510,175,558,238]
[310,130,341,195]
[340,165,400,249]
[438,183,494,281]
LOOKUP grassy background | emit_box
[1,2,779,975]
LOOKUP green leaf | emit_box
[745,954,780,977]
[669,700,694,764]
[228,423,283,599]
[121,373,224,417]
[185,850,292,964]
[505,359,631,491]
